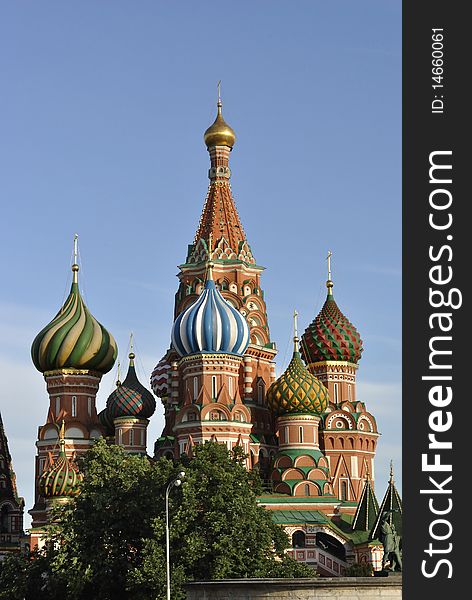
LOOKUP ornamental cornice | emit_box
[309,361,358,372]
[44,369,103,379]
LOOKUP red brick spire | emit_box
[190,98,255,265]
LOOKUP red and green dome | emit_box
[106,353,156,420]
[267,343,329,417]
[301,281,363,365]
[31,263,117,374]
[38,424,82,499]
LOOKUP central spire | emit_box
[190,88,253,265]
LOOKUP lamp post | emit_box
[166,470,185,600]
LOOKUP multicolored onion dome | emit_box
[301,280,363,365]
[106,353,156,419]
[31,263,117,374]
[171,266,250,357]
[267,341,329,417]
[39,423,83,498]
[98,407,115,437]
[151,351,172,398]
[204,99,236,149]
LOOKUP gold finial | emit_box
[293,309,300,351]
[206,233,215,281]
[204,83,236,149]
[59,419,65,451]
[326,250,334,295]
[72,234,79,283]
[389,460,395,484]
[129,333,135,364]
[116,360,121,386]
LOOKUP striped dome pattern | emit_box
[39,445,82,499]
[301,288,363,365]
[106,354,156,419]
[171,274,250,357]
[31,265,117,374]
[267,349,329,417]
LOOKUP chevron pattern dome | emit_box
[301,284,363,365]
[267,348,329,417]
[171,268,250,357]
[31,264,117,374]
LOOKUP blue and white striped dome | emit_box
[171,274,250,357]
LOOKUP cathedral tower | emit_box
[301,255,379,501]
[153,92,277,471]
[29,239,117,529]
[0,412,25,557]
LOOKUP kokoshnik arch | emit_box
[0,94,402,573]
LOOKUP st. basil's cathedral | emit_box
[0,95,401,575]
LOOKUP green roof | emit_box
[269,509,330,525]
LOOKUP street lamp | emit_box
[166,470,185,600]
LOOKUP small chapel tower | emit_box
[301,254,379,501]
[29,237,117,529]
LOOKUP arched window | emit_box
[193,377,198,400]
[341,480,348,501]
[292,530,306,548]
[257,380,265,404]
[228,377,234,397]
[71,396,77,418]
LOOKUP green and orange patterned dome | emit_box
[267,339,329,417]
[106,353,156,420]
[31,262,117,374]
[301,280,363,365]
[38,422,83,499]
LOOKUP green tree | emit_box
[7,440,311,600]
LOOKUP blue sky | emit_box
[1,1,401,525]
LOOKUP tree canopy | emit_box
[0,440,312,600]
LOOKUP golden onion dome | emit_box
[204,99,236,149]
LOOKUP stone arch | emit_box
[282,468,304,481]
[294,481,320,497]
[308,468,328,481]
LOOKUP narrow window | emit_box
[71,396,77,417]
[193,376,198,400]
[88,397,92,416]
[299,426,303,443]
[55,397,60,416]
[141,429,144,446]
[228,377,233,397]
[285,426,289,444]
[305,484,311,496]
[334,383,339,404]
[341,481,348,501]
[348,384,352,401]
[212,376,217,399]
[257,381,265,404]
[118,429,123,445]
[129,429,134,446]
